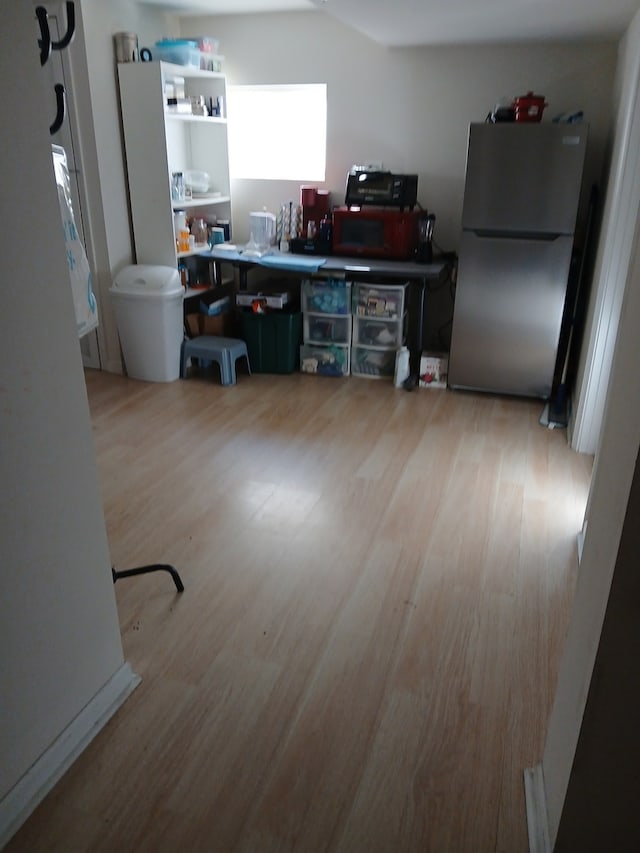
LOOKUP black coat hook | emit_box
[36,6,51,66]
[36,2,76,65]
[50,83,66,135]
[51,2,76,51]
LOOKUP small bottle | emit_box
[178,261,189,288]
[319,214,333,245]
[171,172,184,202]
[394,346,410,388]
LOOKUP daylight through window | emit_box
[227,84,327,181]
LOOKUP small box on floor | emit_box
[419,351,449,388]
[186,310,231,338]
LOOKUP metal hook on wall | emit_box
[50,83,66,135]
[36,6,51,66]
[51,2,76,52]
[36,2,76,65]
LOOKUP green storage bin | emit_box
[240,311,302,373]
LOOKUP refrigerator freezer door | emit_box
[461,123,588,235]
[448,231,574,398]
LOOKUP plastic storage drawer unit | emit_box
[240,311,301,373]
[302,279,351,315]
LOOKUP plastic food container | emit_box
[184,36,220,54]
[154,39,200,68]
[513,91,547,123]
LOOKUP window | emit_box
[227,84,327,181]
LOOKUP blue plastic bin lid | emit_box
[155,39,198,48]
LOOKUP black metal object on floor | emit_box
[112,564,184,593]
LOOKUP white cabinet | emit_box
[117,61,231,268]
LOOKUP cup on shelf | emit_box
[208,226,225,248]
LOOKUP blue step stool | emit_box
[180,336,251,386]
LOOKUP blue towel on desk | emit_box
[202,248,326,273]
[259,253,327,273]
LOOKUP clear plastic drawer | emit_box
[352,315,404,348]
[304,313,352,345]
[351,345,396,379]
[300,343,350,377]
[352,282,407,319]
[302,279,351,315]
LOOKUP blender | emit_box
[417,213,435,263]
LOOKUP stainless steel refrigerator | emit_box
[448,122,588,399]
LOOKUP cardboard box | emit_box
[236,292,289,310]
[186,311,231,338]
[201,312,231,336]
[200,295,230,316]
[419,351,449,388]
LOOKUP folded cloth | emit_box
[259,253,327,273]
[202,246,327,273]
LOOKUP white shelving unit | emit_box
[117,61,231,269]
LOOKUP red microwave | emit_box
[331,207,420,260]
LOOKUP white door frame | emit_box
[570,23,640,457]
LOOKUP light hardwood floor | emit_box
[8,369,593,853]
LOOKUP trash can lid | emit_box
[110,264,183,298]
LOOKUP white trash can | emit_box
[110,264,184,382]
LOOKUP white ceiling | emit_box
[138,0,640,46]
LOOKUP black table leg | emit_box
[404,277,426,390]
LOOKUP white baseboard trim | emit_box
[524,764,552,853]
[0,661,140,849]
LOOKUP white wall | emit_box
[181,11,616,254]
[570,10,640,456]
[541,206,640,848]
[68,0,178,373]
[540,10,640,846]
[0,5,134,842]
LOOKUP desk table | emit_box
[201,247,451,383]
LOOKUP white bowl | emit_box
[183,170,210,193]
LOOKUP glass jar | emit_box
[191,217,208,246]
[171,172,185,202]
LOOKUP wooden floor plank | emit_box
[5,371,593,852]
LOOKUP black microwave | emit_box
[345,170,418,210]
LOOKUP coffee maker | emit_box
[300,186,331,238]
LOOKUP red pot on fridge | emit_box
[512,91,547,123]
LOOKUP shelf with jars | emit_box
[117,60,232,269]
